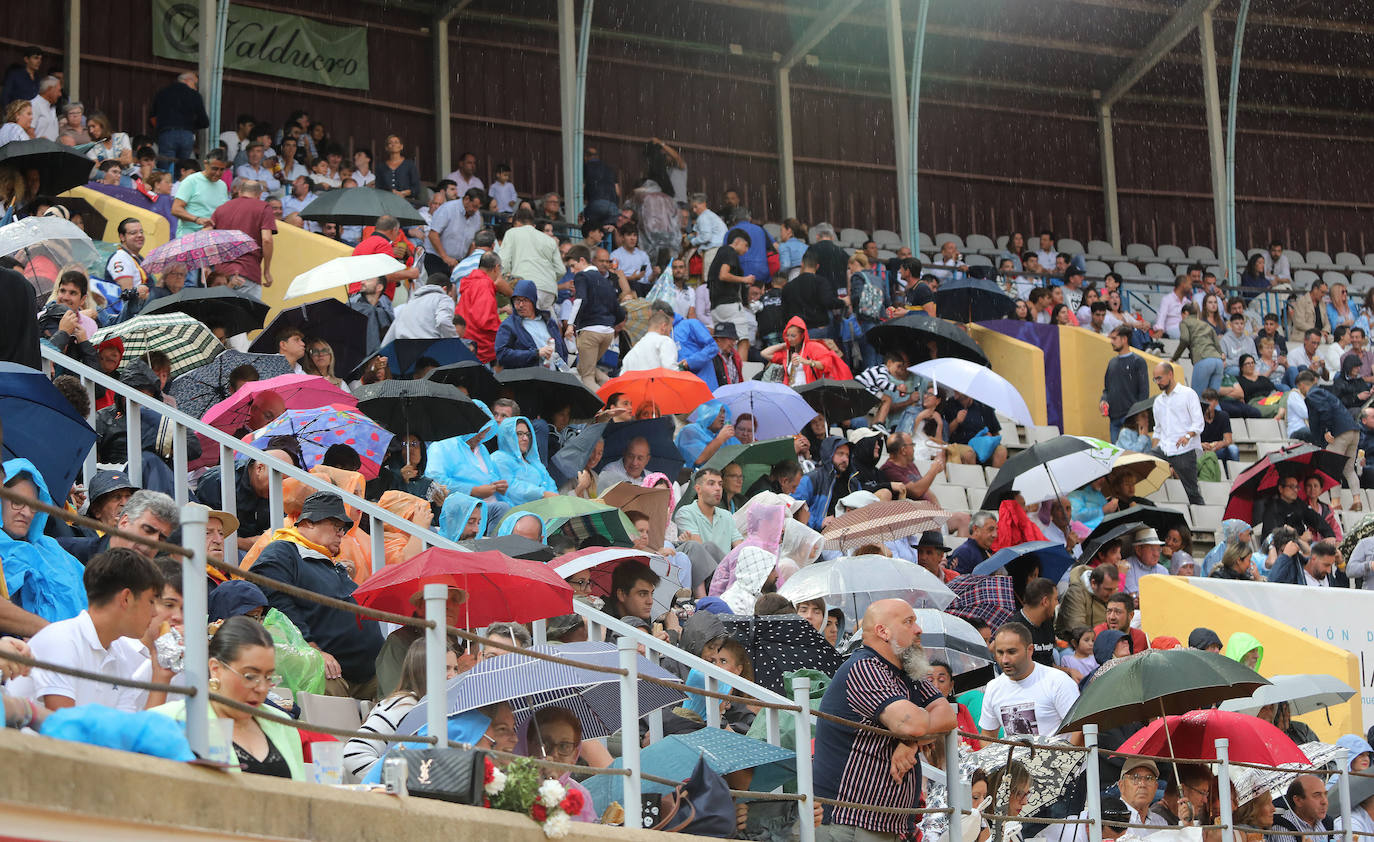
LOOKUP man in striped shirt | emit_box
[814,599,956,842]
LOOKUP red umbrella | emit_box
[1224,443,1347,521]
[596,367,713,415]
[352,549,573,628]
[1119,709,1311,766]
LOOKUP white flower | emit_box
[485,766,507,795]
[543,811,573,839]
[538,778,567,809]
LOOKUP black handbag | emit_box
[643,756,737,837]
[397,746,489,805]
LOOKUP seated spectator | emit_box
[196,449,295,552]
[673,469,744,566]
[1198,389,1238,462]
[490,416,557,506]
[1218,355,1284,421]
[58,488,179,565]
[763,318,851,386]
[598,436,653,488]
[942,391,1009,468]
[494,279,567,369]
[346,638,459,779]
[1,459,89,623]
[524,707,599,822]
[367,434,444,503]
[478,621,532,661]
[437,491,490,542]
[675,400,739,469]
[250,492,384,699]
[855,350,925,432]
[11,547,162,711]
[84,470,137,532]
[950,511,998,575]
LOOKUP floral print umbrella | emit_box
[245,407,392,479]
[140,229,258,274]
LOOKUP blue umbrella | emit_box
[713,381,816,439]
[596,416,684,478]
[394,641,685,740]
[0,362,96,497]
[582,729,796,813]
[353,337,478,378]
[971,540,1075,585]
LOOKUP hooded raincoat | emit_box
[1224,631,1264,670]
[490,416,557,505]
[0,458,87,622]
[794,437,863,530]
[675,400,739,468]
[427,404,505,501]
[769,317,852,384]
[438,491,490,542]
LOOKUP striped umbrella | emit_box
[819,499,957,552]
[140,229,258,274]
[394,642,685,740]
[92,313,222,379]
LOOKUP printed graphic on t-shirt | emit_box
[1000,702,1040,736]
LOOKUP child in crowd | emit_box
[1061,626,1097,681]
[490,163,518,214]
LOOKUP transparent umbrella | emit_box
[0,216,99,296]
[778,554,954,622]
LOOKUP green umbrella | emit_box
[678,436,797,509]
[1057,648,1269,734]
[298,186,424,226]
[499,496,637,548]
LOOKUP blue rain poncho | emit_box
[426,418,504,501]
[490,416,557,505]
[0,458,87,622]
[438,491,489,542]
[674,399,738,468]
[496,510,547,539]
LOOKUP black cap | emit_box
[712,323,738,340]
[89,470,137,503]
[1100,797,1132,829]
[297,492,354,529]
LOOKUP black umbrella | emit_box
[718,614,845,695]
[457,535,556,562]
[248,299,368,378]
[0,139,94,195]
[425,361,500,405]
[1081,506,1189,557]
[595,417,684,478]
[496,367,603,420]
[140,287,269,336]
[298,186,424,227]
[164,350,293,419]
[865,312,989,366]
[979,435,1115,509]
[352,337,477,379]
[353,378,489,442]
[934,276,1016,323]
[793,378,878,422]
[1123,398,1154,422]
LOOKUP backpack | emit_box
[854,272,884,321]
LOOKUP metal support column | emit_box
[907,0,930,249]
[424,584,449,744]
[885,0,913,249]
[1098,104,1122,255]
[433,17,452,181]
[572,0,593,219]
[558,0,578,219]
[64,0,81,102]
[180,504,209,759]
[1199,12,1229,276]
[776,67,796,220]
[197,0,217,154]
[1224,0,1253,282]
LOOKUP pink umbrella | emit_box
[192,374,357,469]
[140,229,258,274]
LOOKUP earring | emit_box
[208,677,221,692]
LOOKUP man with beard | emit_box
[980,621,1081,742]
[814,599,955,842]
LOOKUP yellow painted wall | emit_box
[1057,327,1183,439]
[1140,575,1361,742]
[63,186,170,247]
[968,324,1048,427]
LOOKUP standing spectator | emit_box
[1100,326,1149,442]
[1305,377,1362,508]
[209,179,276,299]
[150,71,209,166]
[1,47,42,106]
[776,218,807,275]
[233,143,280,195]
[686,193,726,271]
[219,113,254,161]
[805,224,851,296]
[498,207,563,311]
[171,150,229,237]
[726,209,774,284]
[708,229,757,362]
[426,187,483,275]
[1151,362,1205,505]
[1172,303,1226,393]
[621,305,678,371]
[444,150,484,196]
[582,147,620,226]
[567,244,625,389]
[375,134,420,199]
[1287,370,1317,442]
[781,252,842,339]
[349,276,395,357]
[814,599,954,842]
[979,622,1081,740]
[28,76,60,141]
[454,252,505,364]
[351,215,421,296]
[488,162,517,213]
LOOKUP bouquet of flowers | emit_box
[483,756,585,838]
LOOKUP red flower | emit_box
[531,803,548,823]
[560,789,585,815]
[483,798,491,809]
[484,757,495,784]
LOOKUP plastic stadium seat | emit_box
[983,467,1000,486]
[1187,246,1217,263]
[1294,269,1320,289]
[1199,482,1231,507]
[1225,460,1254,480]
[1190,505,1224,534]
[919,232,936,251]
[934,233,964,251]
[1087,240,1117,258]
[1145,263,1175,282]
[1335,252,1363,270]
[1247,419,1284,441]
[944,463,986,487]
[1114,261,1145,279]
[928,485,968,511]
[1306,250,1335,269]
[919,253,932,265]
[966,254,993,267]
[996,235,1009,249]
[966,234,996,253]
[1156,245,1187,263]
[1351,272,1374,293]
[1163,479,1187,503]
[1230,418,1254,442]
[873,229,903,249]
[1248,248,1267,260]
[877,249,896,261]
[1125,244,1155,262]
[1364,254,1374,270]
[1057,238,1085,256]
[763,222,782,239]
[1029,425,1061,443]
[840,228,869,248]
[1323,270,1350,287]
[1086,260,1113,277]
[298,692,364,732]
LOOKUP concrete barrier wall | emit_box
[1056,327,1183,440]
[1140,575,1362,742]
[67,185,171,247]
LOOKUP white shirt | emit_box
[446,172,484,195]
[1154,290,1187,334]
[352,168,376,187]
[0,122,30,146]
[219,131,248,160]
[30,94,58,141]
[1287,389,1309,436]
[978,663,1079,737]
[610,246,652,282]
[1152,384,1204,456]
[1047,807,1166,842]
[234,162,280,194]
[278,159,309,185]
[105,248,147,287]
[489,180,518,213]
[1318,342,1346,384]
[621,330,678,371]
[1303,568,1330,587]
[1036,249,1059,271]
[8,610,148,711]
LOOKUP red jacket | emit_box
[350,229,415,298]
[455,268,499,362]
[769,316,852,383]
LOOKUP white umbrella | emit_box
[1219,674,1356,716]
[912,357,1034,426]
[1230,741,1342,806]
[284,253,405,300]
[551,547,687,617]
[0,216,99,296]
[779,554,954,622]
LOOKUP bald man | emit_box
[1149,361,1204,505]
[814,599,956,842]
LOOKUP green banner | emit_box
[152,0,369,90]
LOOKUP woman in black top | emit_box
[375,133,420,199]
[1218,354,1280,419]
[1331,354,1370,409]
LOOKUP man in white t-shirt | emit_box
[105,218,150,296]
[610,227,653,294]
[10,547,164,712]
[444,151,484,195]
[979,621,1081,743]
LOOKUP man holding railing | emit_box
[813,598,956,842]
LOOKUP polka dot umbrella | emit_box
[243,406,392,479]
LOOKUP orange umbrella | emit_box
[597,367,713,415]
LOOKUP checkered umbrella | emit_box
[92,313,222,379]
[140,229,258,274]
[945,574,1017,628]
[819,499,957,552]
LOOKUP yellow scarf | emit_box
[269,526,335,559]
